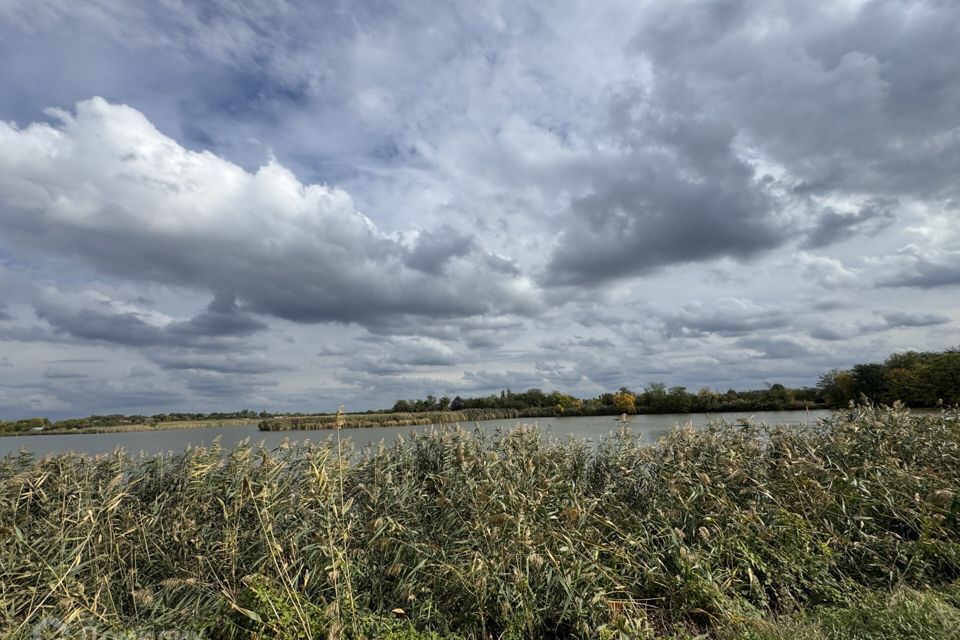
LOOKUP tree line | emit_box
[391,383,817,417]
[392,347,960,416]
[816,348,960,407]
[0,409,268,434]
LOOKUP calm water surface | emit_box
[0,409,836,458]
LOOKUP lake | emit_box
[0,409,836,458]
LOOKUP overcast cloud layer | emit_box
[1,0,959,417]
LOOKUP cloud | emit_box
[404,226,476,275]
[178,371,279,397]
[32,295,239,350]
[0,98,539,327]
[316,343,351,357]
[880,311,951,328]
[537,1,960,286]
[878,252,960,289]
[797,253,861,289]
[542,336,616,350]
[0,377,186,417]
[809,325,852,342]
[802,198,898,249]
[168,294,268,338]
[542,84,786,286]
[42,367,88,380]
[634,1,960,201]
[361,315,527,351]
[661,299,790,338]
[808,309,953,342]
[735,336,813,360]
[345,336,459,375]
[147,350,288,375]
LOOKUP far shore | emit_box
[0,417,260,437]
[6,405,946,438]
[0,407,838,438]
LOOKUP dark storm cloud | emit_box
[404,227,476,276]
[635,0,960,201]
[33,300,247,351]
[168,295,269,338]
[544,0,960,286]
[802,199,898,249]
[809,326,849,342]
[23,291,284,396]
[35,306,182,349]
[543,82,785,287]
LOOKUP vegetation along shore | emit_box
[1,404,958,639]
[3,347,957,436]
[262,347,959,432]
[0,411,263,437]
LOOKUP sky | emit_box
[1,0,959,418]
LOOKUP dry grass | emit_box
[1,405,958,639]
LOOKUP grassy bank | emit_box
[0,417,259,437]
[258,407,557,431]
[1,405,958,638]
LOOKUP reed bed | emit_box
[258,408,556,431]
[1,405,959,639]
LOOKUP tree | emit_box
[438,396,451,411]
[927,353,960,405]
[450,395,465,411]
[612,390,636,414]
[766,383,795,409]
[851,363,887,401]
[548,392,582,413]
[668,386,692,412]
[696,387,719,411]
[517,388,547,407]
[643,382,668,412]
[817,369,856,406]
